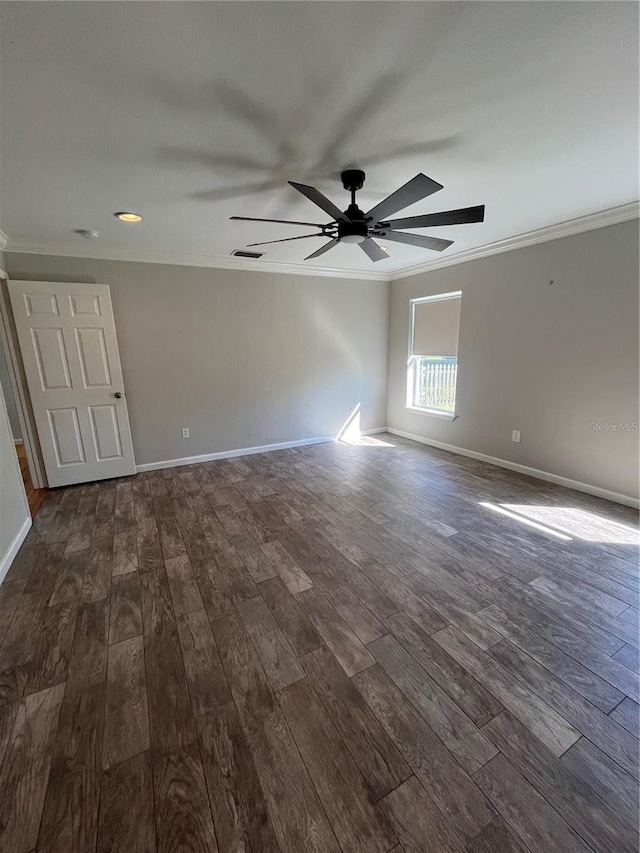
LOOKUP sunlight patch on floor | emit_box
[502,505,639,545]
[479,502,573,540]
[346,435,397,447]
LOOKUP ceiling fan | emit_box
[230,169,485,262]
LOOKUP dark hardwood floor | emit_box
[0,432,638,853]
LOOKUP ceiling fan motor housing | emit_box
[341,169,365,191]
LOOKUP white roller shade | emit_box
[412,295,461,357]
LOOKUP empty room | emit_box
[0,2,638,852]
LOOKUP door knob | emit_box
[114,392,122,399]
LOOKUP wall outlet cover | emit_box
[182,428,190,438]
[512,430,521,443]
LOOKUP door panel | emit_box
[32,328,72,389]
[75,327,112,387]
[89,405,123,460]
[70,293,101,316]
[48,408,85,465]
[9,281,136,486]
[24,292,60,316]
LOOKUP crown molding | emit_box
[3,239,388,281]
[4,201,638,283]
[389,201,640,281]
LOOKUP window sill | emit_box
[405,406,456,421]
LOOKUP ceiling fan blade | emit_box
[359,238,389,262]
[231,216,329,228]
[385,205,485,229]
[289,181,348,222]
[246,233,326,247]
[365,173,443,223]
[304,238,340,260]
[378,231,453,252]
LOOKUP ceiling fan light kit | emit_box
[231,168,485,263]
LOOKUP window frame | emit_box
[406,291,462,419]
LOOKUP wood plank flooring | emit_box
[0,432,638,853]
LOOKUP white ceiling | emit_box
[1,1,638,274]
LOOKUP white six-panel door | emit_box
[8,281,136,487]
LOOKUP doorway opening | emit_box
[0,338,47,516]
[16,441,47,516]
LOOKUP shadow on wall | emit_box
[143,3,468,214]
[7,273,97,284]
[158,75,459,211]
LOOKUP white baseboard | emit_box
[386,427,639,509]
[134,424,637,509]
[13,439,23,446]
[136,434,336,473]
[0,516,32,585]
[136,428,389,473]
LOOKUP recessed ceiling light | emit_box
[114,211,142,222]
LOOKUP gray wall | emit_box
[388,219,639,500]
[0,380,29,579]
[0,342,21,441]
[4,219,638,501]
[4,255,389,466]
[0,251,30,579]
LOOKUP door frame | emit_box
[0,272,47,489]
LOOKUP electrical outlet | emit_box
[512,429,521,443]
[182,428,190,438]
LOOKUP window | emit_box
[407,291,461,415]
